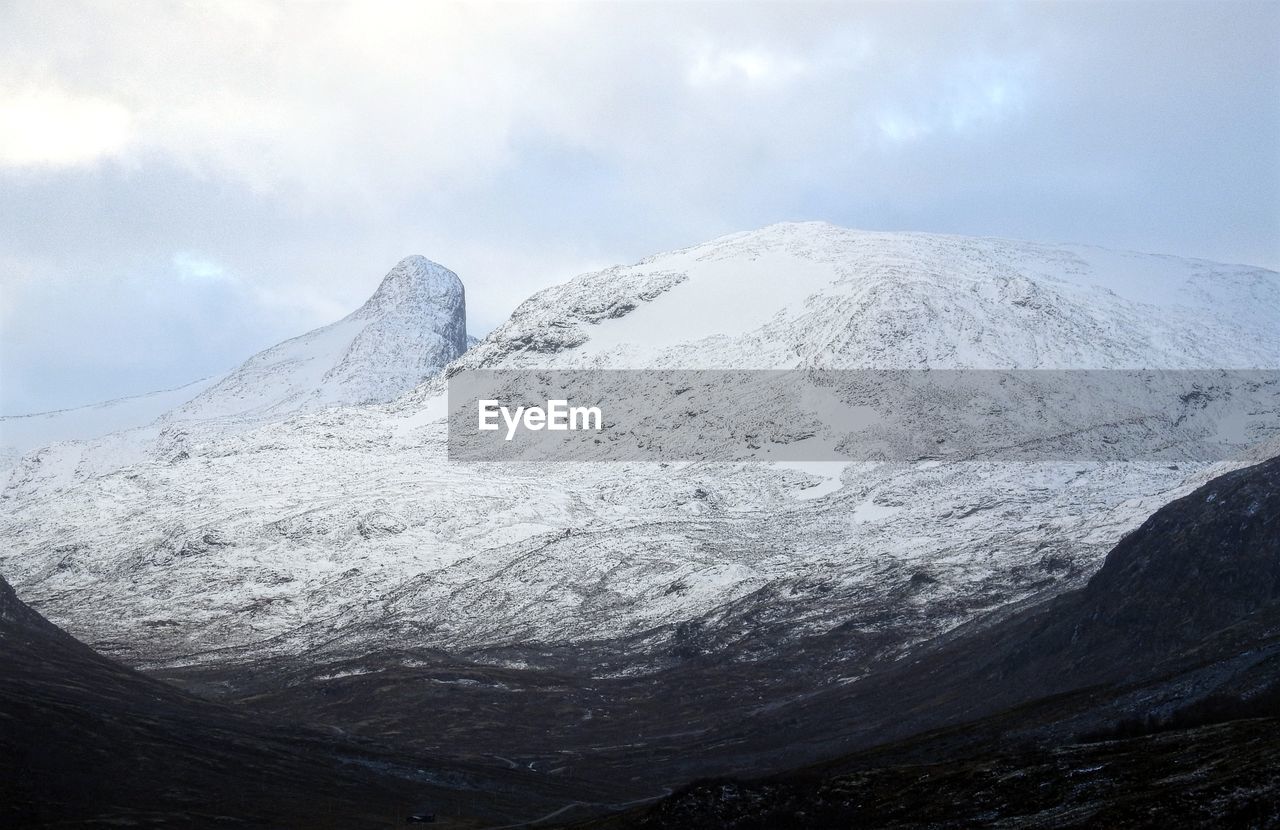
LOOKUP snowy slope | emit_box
[0,376,219,471]
[457,223,1279,371]
[2,224,1278,674]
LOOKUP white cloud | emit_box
[0,1,562,197]
[688,46,808,88]
[172,252,233,283]
[0,87,132,167]
[0,1,1042,203]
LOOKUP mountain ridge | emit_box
[450,222,1280,374]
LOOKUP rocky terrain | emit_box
[584,719,1280,830]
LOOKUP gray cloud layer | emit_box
[1,0,1277,413]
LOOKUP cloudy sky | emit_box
[1,0,1277,414]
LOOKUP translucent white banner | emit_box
[446,370,1280,462]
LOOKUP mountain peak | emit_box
[158,255,467,423]
[360,255,464,317]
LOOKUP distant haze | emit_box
[1,0,1277,414]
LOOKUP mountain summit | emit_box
[169,255,467,421]
[1,256,469,466]
[359,255,465,317]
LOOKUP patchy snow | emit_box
[775,461,850,500]
[852,498,903,523]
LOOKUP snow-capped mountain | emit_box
[1,255,467,476]
[2,224,1277,680]
[459,222,1279,371]
[170,255,466,422]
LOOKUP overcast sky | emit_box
[1,0,1277,414]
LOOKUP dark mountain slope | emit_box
[574,456,1280,827]
[0,575,583,828]
[973,451,1280,693]
[718,455,1280,766]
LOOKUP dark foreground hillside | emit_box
[587,718,1280,829]
[0,574,586,828]
[576,455,1280,828]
